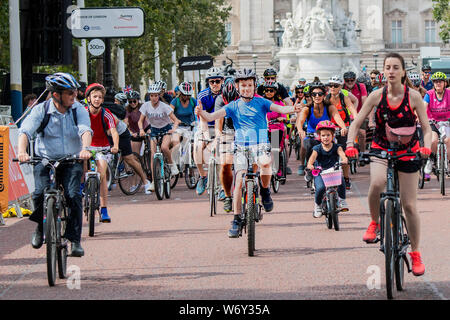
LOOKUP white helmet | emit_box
[148,83,161,94]
[179,82,193,96]
[328,75,343,85]
[206,67,224,80]
[155,80,167,91]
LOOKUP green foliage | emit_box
[432,0,450,43]
[0,0,10,73]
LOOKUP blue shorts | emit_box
[150,124,172,138]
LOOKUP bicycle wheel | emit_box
[331,193,340,231]
[153,157,164,200]
[106,163,113,191]
[395,214,407,291]
[170,166,179,190]
[280,149,287,185]
[247,180,256,257]
[45,197,57,287]
[439,145,445,195]
[208,160,216,217]
[118,153,143,195]
[418,163,425,189]
[271,175,280,193]
[86,177,98,237]
[142,149,152,181]
[295,136,301,161]
[185,166,199,189]
[324,196,333,229]
[164,163,172,199]
[384,200,396,300]
[57,204,68,279]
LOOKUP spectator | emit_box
[23,94,37,112]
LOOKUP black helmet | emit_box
[422,65,431,72]
[343,71,356,80]
[221,79,238,104]
[309,81,327,93]
[127,90,140,100]
[235,68,257,82]
[295,84,305,92]
[263,80,279,90]
[263,68,277,77]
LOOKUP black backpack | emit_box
[36,100,78,137]
[104,103,126,120]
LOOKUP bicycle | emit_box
[268,121,288,193]
[360,147,422,300]
[152,132,175,200]
[200,138,221,217]
[288,124,301,161]
[311,163,347,231]
[107,150,144,195]
[430,120,450,195]
[175,124,199,189]
[14,156,80,286]
[235,145,263,257]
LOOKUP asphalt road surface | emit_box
[1,156,449,302]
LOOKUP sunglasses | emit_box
[329,84,341,88]
[370,77,377,80]
[311,92,325,97]
[209,79,222,85]
[295,90,304,94]
[344,79,355,82]
[128,100,138,103]
[265,76,276,81]
[264,89,276,93]
[424,71,432,74]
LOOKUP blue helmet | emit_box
[45,72,80,92]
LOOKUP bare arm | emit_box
[270,103,301,114]
[337,146,348,165]
[195,106,227,123]
[138,114,147,136]
[328,104,347,130]
[411,90,432,150]
[344,96,358,119]
[307,150,318,170]
[109,127,120,153]
[169,112,180,132]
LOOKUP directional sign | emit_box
[70,7,145,39]
[88,39,105,56]
[179,56,214,71]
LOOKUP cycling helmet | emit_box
[298,77,306,82]
[263,80,279,90]
[309,81,327,93]
[128,90,140,100]
[316,120,336,132]
[408,72,421,87]
[263,68,277,77]
[155,80,167,91]
[148,83,161,94]
[422,65,431,72]
[85,83,106,97]
[234,68,257,82]
[431,71,447,81]
[222,79,239,104]
[377,73,386,83]
[179,82,193,96]
[114,92,128,105]
[328,75,343,85]
[343,71,356,80]
[295,84,305,91]
[206,67,224,80]
[45,72,80,92]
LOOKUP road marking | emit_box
[0,256,44,298]
[422,274,448,300]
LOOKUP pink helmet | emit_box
[316,120,336,132]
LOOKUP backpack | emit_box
[326,92,351,125]
[104,102,126,120]
[36,99,78,137]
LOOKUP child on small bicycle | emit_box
[306,120,349,218]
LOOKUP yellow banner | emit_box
[0,126,9,213]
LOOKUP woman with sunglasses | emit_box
[296,82,348,176]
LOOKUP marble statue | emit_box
[281,12,298,48]
[302,0,336,48]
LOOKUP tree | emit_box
[0,0,10,73]
[432,0,450,43]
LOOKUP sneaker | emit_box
[228,219,242,238]
[286,166,292,175]
[196,176,208,195]
[100,208,111,223]
[409,252,425,276]
[424,173,431,181]
[313,203,322,218]
[363,221,380,243]
[170,164,179,176]
[424,159,433,175]
[338,197,349,212]
[224,197,233,212]
[344,178,352,190]
[260,188,274,212]
[218,189,226,201]
[298,165,305,176]
[144,180,153,194]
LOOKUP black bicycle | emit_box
[361,147,422,300]
[14,156,80,286]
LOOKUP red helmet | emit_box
[85,83,106,97]
[316,120,336,132]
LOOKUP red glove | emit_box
[418,147,431,157]
[345,147,359,159]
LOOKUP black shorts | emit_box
[371,148,421,173]
[109,130,133,157]
[336,135,347,151]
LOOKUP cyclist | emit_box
[85,83,119,222]
[124,90,149,155]
[345,52,432,276]
[170,81,197,165]
[295,82,348,178]
[257,68,293,106]
[423,71,450,180]
[369,70,381,94]
[214,78,239,212]
[326,75,358,189]
[421,65,434,91]
[17,72,92,257]
[194,67,224,195]
[195,68,302,238]
[407,72,427,98]
[138,83,181,191]
[156,80,174,105]
[307,120,349,218]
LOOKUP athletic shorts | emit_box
[370,148,422,173]
[218,129,235,155]
[234,143,271,173]
[108,130,133,157]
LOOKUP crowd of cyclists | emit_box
[15,52,450,279]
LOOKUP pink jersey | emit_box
[426,88,450,121]
[266,101,286,132]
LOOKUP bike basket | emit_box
[321,168,342,188]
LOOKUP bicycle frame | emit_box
[239,147,261,223]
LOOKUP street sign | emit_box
[88,39,105,56]
[70,7,145,39]
[179,56,214,71]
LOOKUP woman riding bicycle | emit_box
[423,71,450,180]
[138,83,181,191]
[124,90,150,156]
[295,81,348,176]
[345,52,432,276]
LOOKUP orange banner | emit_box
[8,138,29,202]
[0,126,9,213]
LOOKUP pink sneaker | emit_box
[409,252,425,276]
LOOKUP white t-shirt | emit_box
[140,101,173,129]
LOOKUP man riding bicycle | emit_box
[17,72,92,257]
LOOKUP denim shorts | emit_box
[150,124,172,138]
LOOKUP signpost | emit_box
[87,39,105,56]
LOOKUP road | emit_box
[0,156,449,302]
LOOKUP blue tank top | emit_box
[307,105,330,133]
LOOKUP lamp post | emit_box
[373,53,379,70]
[252,54,258,72]
[269,19,284,47]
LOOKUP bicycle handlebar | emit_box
[360,150,422,163]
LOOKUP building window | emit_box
[391,20,402,44]
[425,20,436,43]
[225,22,232,46]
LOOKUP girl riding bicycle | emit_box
[307,120,349,218]
[345,52,432,276]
